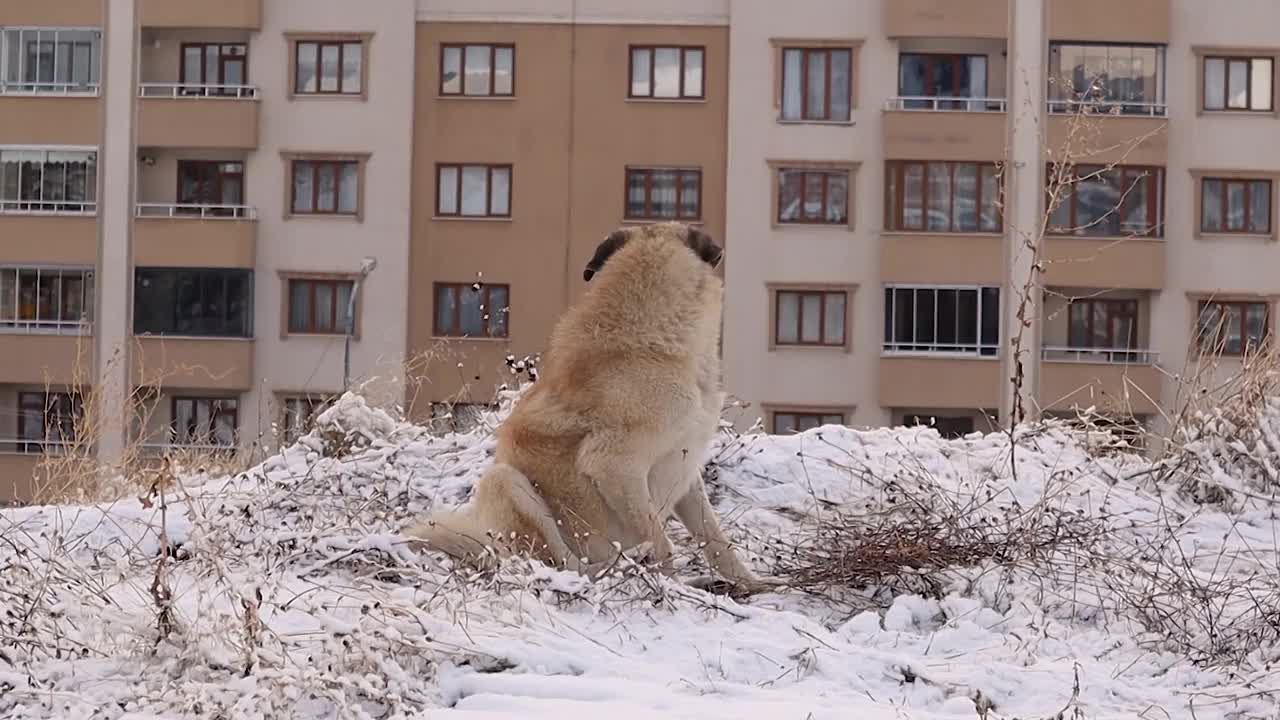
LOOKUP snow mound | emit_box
[2,392,1279,719]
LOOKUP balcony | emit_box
[1040,347,1162,415]
[0,330,93,386]
[137,84,259,149]
[1047,0,1169,44]
[880,233,1004,285]
[1042,237,1165,289]
[137,0,262,30]
[0,453,41,505]
[885,0,1008,39]
[0,95,100,145]
[0,214,98,264]
[883,97,1008,162]
[134,204,257,268]
[132,336,254,391]
[879,356,1002,410]
[1045,105,1168,166]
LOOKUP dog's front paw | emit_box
[686,573,787,598]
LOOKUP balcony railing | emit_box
[0,439,80,455]
[0,81,100,96]
[885,96,1008,112]
[136,203,256,220]
[882,342,1000,357]
[1041,346,1158,364]
[138,442,240,456]
[0,201,97,215]
[1046,99,1167,117]
[0,319,92,335]
[137,83,258,100]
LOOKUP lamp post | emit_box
[343,256,377,393]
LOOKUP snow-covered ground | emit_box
[2,392,1278,719]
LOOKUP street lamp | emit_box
[343,256,378,393]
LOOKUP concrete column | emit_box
[94,0,138,467]
[1000,0,1048,427]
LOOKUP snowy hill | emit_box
[2,391,1279,719]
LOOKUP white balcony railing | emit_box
[138,442,240,456]
[0,439,80,455]
[0,81,100,96]
[1041,346,1159,364]
[885,96,1008,112]
[136,203,256,220]
[882,342,1000,358]
[0,201,97,216]
[1046,99,1167,117]
[137,83,258,100]
[0,319,92,336]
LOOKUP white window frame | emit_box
[0,144,99,215]
[0,265,95,335]
[882,283,1001,358]
[0,26,102,95]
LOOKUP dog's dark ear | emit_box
[685,227,723,269]
[583,229,629,282]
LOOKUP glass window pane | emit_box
[782,49,802,120]
[337,283,353,331]
[441,46,461,94]
[1250,180,1270,233]
[805,50,827,118]
[800,294,822,343]
[342,43,362,93]
[684,49,704,97]
[1204,58,1225,110]
[778,170,802,222]
[903,164,924,230]
[826,172,848,223]
[824,292,845,345]
[1224,304,1243,353]
[289,281,308,331]
[966,55,988,99]
[460,166,488,215]
[937,290,958,345]
[338,163,358,213]
[459,286,483,335]
[1202,179,1222,232]
[494,47,513,95]
[803,172,824,220]
[679,171,699,218]
[464,45,491,95]
[184,46,205,85]
[829,50,850,120]
[980,165,1000,232]
[954,163,979,231]
[893,289,915,347]
[319,45,340,91]
[650,170,676,217]
[435,286,456,333]
[315,164,336,211]
[927,163,951,231]
[1251,59,1273,111]
[315,282,334,331]
[1076,169,1121,236]
[777,292,799,343]
[626,171,647,217]
[1226,181,1246,231]
[914,289,936,345]
[490,167,510,216]
[631,48,651,96]
[980,288,1000,349]
[1246,304,1268,347]
[438,166,458,214]
[488,286,508,337]
[653,47,680,97]
[1228,59,1249,109]
[292,162,313,213]
[1121,171,1150,235]
[775,414,795,434]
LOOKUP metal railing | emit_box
[0,439,80,455]
[0,201,97,215]
[136,202,257,220]
[1041,346,1159,364]
[137,82,259,99]
[881,343,1001,357]
[1046,99,1167,117]
[138,442,240,456]
[0,81,99,96]
[885,96,1008,112]
[0,319,92,335]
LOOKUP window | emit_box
[883,285,1000,356]
[176,161,244,215]
[773,411,844,435]
[434,282,509,338]
[288,278,354,334]
[629,45,704,99]
[294,39,363,95]
[1047,165,1164,238]
[282,396,332,443]
[436,164,511,218]
[1068,299,1139,361]
[1195,300,1269,356]
[905,414,975,439]
[18,392,82,452]
[1048,43,1166,115]
[780,47,852,122]
[777,168,848,225]
[171,397,238,447]
[0,267,94,331]
[0,28,100,93]
[1204,56,1273,112]
[625,167,701,221]
[0,147,97,213]
[886,161,1002,233]
[291,160,359,216]
[180,43,247,96]
[897,53,988,109]
[440,43,514,97]
[133,268,252,338]
[774,290,846,347]
[1201,178,1271,234]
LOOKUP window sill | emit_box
[776,118,855,127]
[284,331,359,340]
[287,93,368,102]
[773,221,854,232]
[1197,109,1278,118]
[621,218,703,227]
[436,94,516,102]
[0,89,100,98]
[1195,232,1275,242]
[880,351,1000,360]
[770,343,851,353]
[431,215,514,223]
[1044,234,1164,243]
[625,97,708,105]
[285,213,363,222]
[429,335,511,343]
[880,230,1003,238]
[132,334,254,342]
[0,209,97,218]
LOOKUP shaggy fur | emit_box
[405,222,776,595]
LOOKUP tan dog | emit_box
[405,222,776,595]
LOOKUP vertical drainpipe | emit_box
[560,0,578,310]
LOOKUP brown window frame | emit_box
[1046,164,1165,238]
[433,282,511,339]
[282,395,332,442]
[1200,177,1272,234]
[777,168,849,225]
[885,160,1003,233]
[1195,300,1271,357]
[178,42,248,96]
[290,159,360,216]
[435,163,512,218]
[170,396,239,447]
[17,391,82,453]
[897,52,988,99]
[439,43,516,97]
[780,47,853,122]
[293,39,364,96]
[176,160,245,215]
[627,45,706,100]
[623,167,702,221]
[772,410,845,435]
[1203,55,1274,112]
[774,289,847,347]
[287,278,355,335]
[1068,298,1138,349]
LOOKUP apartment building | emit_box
[722,0,1280,442]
